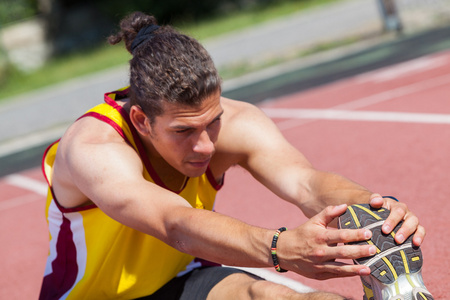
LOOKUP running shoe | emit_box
[338,204,433,300]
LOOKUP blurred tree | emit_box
[35,0,114,54]
[0,0,37,25]
[2,0,297,56]
[34,0,268,55]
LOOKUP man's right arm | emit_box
[53,117,372,279]
[54,118,276,268]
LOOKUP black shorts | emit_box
[136,266,260,300]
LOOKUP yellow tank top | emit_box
[40,87,222,299]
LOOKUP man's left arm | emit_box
[219,99,424,246]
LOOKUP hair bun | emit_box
[130,24,160,54]
[108,12,158,54]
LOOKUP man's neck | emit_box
[139,133,188,191]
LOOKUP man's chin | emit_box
[183,163,209,178]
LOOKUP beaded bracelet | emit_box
[271,227,288,273]
[382,196,399,202]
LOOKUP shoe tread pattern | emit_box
[338,204,423,285]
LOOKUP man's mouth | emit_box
[187,158,211,168]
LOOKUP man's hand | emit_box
[278,205,375,280]
[369,194,425,247]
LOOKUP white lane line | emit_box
[262,74,450,130]
[5,174,48,196]
[0,193,42,211]
[263,108,450,125]
[335,72,450,111]
[263,71,450,131]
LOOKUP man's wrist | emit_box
[382,195,399,202]
[270,227,288,272]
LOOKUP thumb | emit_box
[314,204,348,227]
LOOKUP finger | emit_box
[326,244,377,261]
[369,193,384,208]
[382,202,407,234]
[412,225,426,246]
[312,261,371,280]
[314,204,348,227]
[312,243,376,264]
[325,228,372,245]
[394,212,420,244]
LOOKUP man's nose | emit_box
[193,130,215,154]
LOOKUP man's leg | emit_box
[145,266,349,300]
[207,272,349,300]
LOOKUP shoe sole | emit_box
[338,204,434,300]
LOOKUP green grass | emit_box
[1,44,131,99]
[0,0,342,102]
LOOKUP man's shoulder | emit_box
[213,98,277,167]
[221,97,264,124]
[57,115,130,165]
[221,97,257,110]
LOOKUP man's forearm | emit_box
[300,170,373,219]
[165,206,274,268]
[164,204,374,279]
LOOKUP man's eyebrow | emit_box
[170,111,224,130]
[211,111,224,123]
[170,124,193,130]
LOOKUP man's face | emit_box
[147,91,223,178]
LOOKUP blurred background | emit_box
[1,0,450,174]
[0,0,449,100]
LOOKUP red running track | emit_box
[1,49,449,299]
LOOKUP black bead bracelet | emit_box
[271,227,288,273]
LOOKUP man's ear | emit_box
[130,105,151,136]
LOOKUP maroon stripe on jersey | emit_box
[205,167,224,191]
[39,215,78,299]
[194,257,221,267]
[103,91,176,192]
[78,111,128,142]
[52,196,97,213]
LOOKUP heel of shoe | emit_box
[366,269,433,300]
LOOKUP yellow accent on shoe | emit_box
[362,281,374,300]
[354,204,383,220]
[348,206,361,228]
[381,256,400,294]
[401,250,418,288]
[400,250,410,273]
[366,240,381,254]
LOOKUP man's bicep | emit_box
[66,141,144,206]
[246,134,315,203]
[66,141,190,237]
[226,103,314,201]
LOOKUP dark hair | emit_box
[108,12,221,124]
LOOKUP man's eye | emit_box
[210,118,221,127]
[176,128,190,134]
